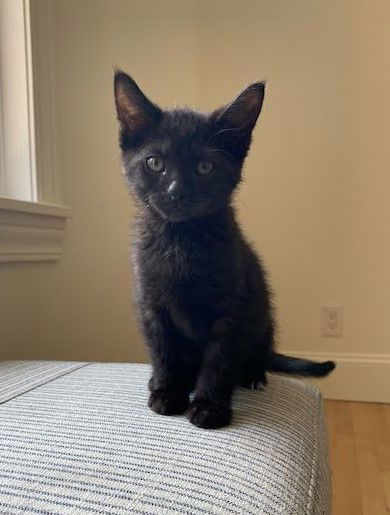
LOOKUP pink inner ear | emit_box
[116,85,147,130]
[117,87,137,117]
[245,91,261,112]
[226,89,264,129]
[235,90,262,119]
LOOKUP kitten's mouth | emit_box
[149,198,192,222]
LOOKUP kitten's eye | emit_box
[146,156,165,172]
[197,161,214,176]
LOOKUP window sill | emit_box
[0,197,72,263]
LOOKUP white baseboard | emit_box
[280,350,390,403]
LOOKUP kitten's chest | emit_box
[135,238,209,296]
[135,239,216,339]
[135,233,228,307]
[133,219,239,318]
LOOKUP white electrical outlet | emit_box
[321,306,343,337]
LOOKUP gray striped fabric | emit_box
[0,361,87,404]
[0,362,330,514]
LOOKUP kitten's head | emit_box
[114,71,265,222]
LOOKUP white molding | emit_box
[0,197,72,263]
[281,350,390,403]
[1,0,64,205]
[29,0,63,204]
[23,0,38,201]
[0,39,5,195]
[0,2,70,262]
[0,197,71,218]
[0,0,37,201]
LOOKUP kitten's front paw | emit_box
[187,399,232,429]
[148,391,189,416]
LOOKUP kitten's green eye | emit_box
[146,156,165,173]
[197,161,214,176]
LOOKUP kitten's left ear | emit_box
[114,70,162,148]
[212,82,265,133]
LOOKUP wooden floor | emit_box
[325,400,390,515]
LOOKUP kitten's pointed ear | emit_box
[114,71,162,148]
[210,82,265,159]
[212,82,265,133]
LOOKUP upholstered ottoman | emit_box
[0,361,330,514]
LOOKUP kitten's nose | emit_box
[167,180,185,203]
[167,180,177,199]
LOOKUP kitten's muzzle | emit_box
[167,191,185,205]
[161,188,190,210]
[149,192,192,221]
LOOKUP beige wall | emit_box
[1,0,389,364]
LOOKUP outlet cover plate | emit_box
[322,305,343,337]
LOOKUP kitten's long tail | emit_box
[267,352,335,377]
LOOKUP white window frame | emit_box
[0,0,71,263]
[0,0,36,201]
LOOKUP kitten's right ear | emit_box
[114,71,162,148]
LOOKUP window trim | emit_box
[0,197,72,263]
[0,0,71,263]
[0,0,37,201]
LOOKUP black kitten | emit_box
[114,71,335,429]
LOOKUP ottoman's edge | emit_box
[264,373,325,406]
[0,361,91,405]
[306,388,331,515]
[300,377,323,399]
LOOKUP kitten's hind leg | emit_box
[240,326,272,391]
[240,313,274,390]
[240,362,267,390]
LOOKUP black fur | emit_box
[114,71,335,429]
